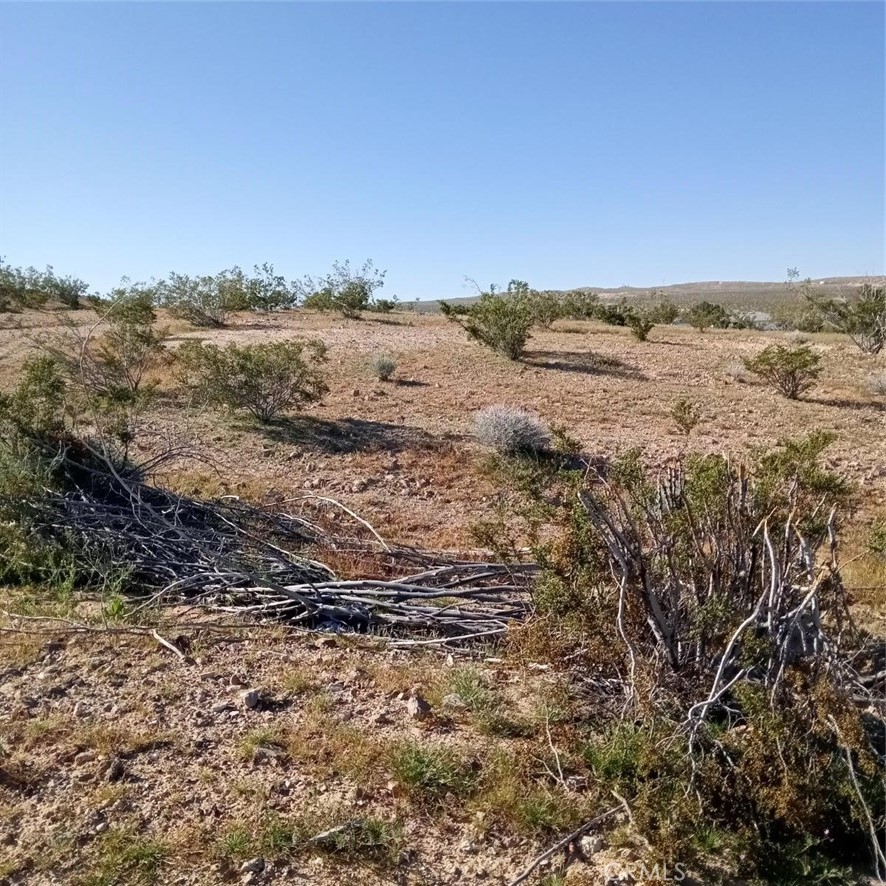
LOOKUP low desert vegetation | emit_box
[1,258,884,886]
[806,280,886,355]
[177,339,328,423]
[368,352,397,382]
[670,396,700,435]
[441,280,536,360]
[743,343,822,399]
[0,257,91,311]
[298,259,387,318]
[473,405,551,455]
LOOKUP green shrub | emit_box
[868,518,886,558]
[498,436,879,881]
[559,289,599,320]
[298,259,386,318]
[34,285,168,444]
[241,262,297,311]
[177,339,327,422]
[743,343,822,399]
[0,258,90,311]
[0,355,68,441]
[684,300,731,331]
[372,297,399,314]
[525,286,564,328]
[670,397,700,435]
[594,300,631,326]
[625,310,655,341]
[807,282,885,354]
[647,295,680,325]
[157,271,244,327]
[441,283,534,360]
[771,303,826,333]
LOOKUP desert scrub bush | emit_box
[368,352,396,381]
[625,309,655,341]
[490,435,882,880]
[297,259,386,318]
[683,300,732,331]
[177,339,327,423]
[440,281,535,360]
[559,289,599,320]
[866,518,886,559]
[743,343,822,399]
[646,293,680,325]
[474,406,550,455]
[866,370,886,396]
[670,397,700,435]
[0,257,90,311]
[524,285,564,329]
[156,269,249,327]
[807,281,885,354]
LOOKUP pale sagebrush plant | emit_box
[369,352,397,382]
[867,370,886,397]
[726,362,751,384]
[473,406,550,455]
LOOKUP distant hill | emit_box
[411,276,882,314]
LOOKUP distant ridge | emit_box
[412,275,883,313]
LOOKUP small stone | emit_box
[371,712,392,726]
[74,750,97,766]
[211,701,234,713]
[105,758,125,782]
[406,691,431,721]
[241,689,262,710]
[94,822,108,834]
[239,856,265,874]
[579,834,604,857]
[73,701,88,718]
[442,694,467,710]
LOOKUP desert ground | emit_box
[1,307,884,885]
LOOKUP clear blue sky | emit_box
[1,2,883,299]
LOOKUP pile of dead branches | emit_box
[4,439,533,641]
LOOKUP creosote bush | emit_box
[441,280,535,360]
[177,339,327,422]
[670,397,700,435]
[807,281,885,355]
[0,258,90,311]
[684,300,732,331]
[493,434,883,882]
[625,310,655,341]
[744,343,822,399]
[157,271,242,327]
[474,406,550,455]
[298,259,386,318]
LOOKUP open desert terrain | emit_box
[1,306,884,886]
